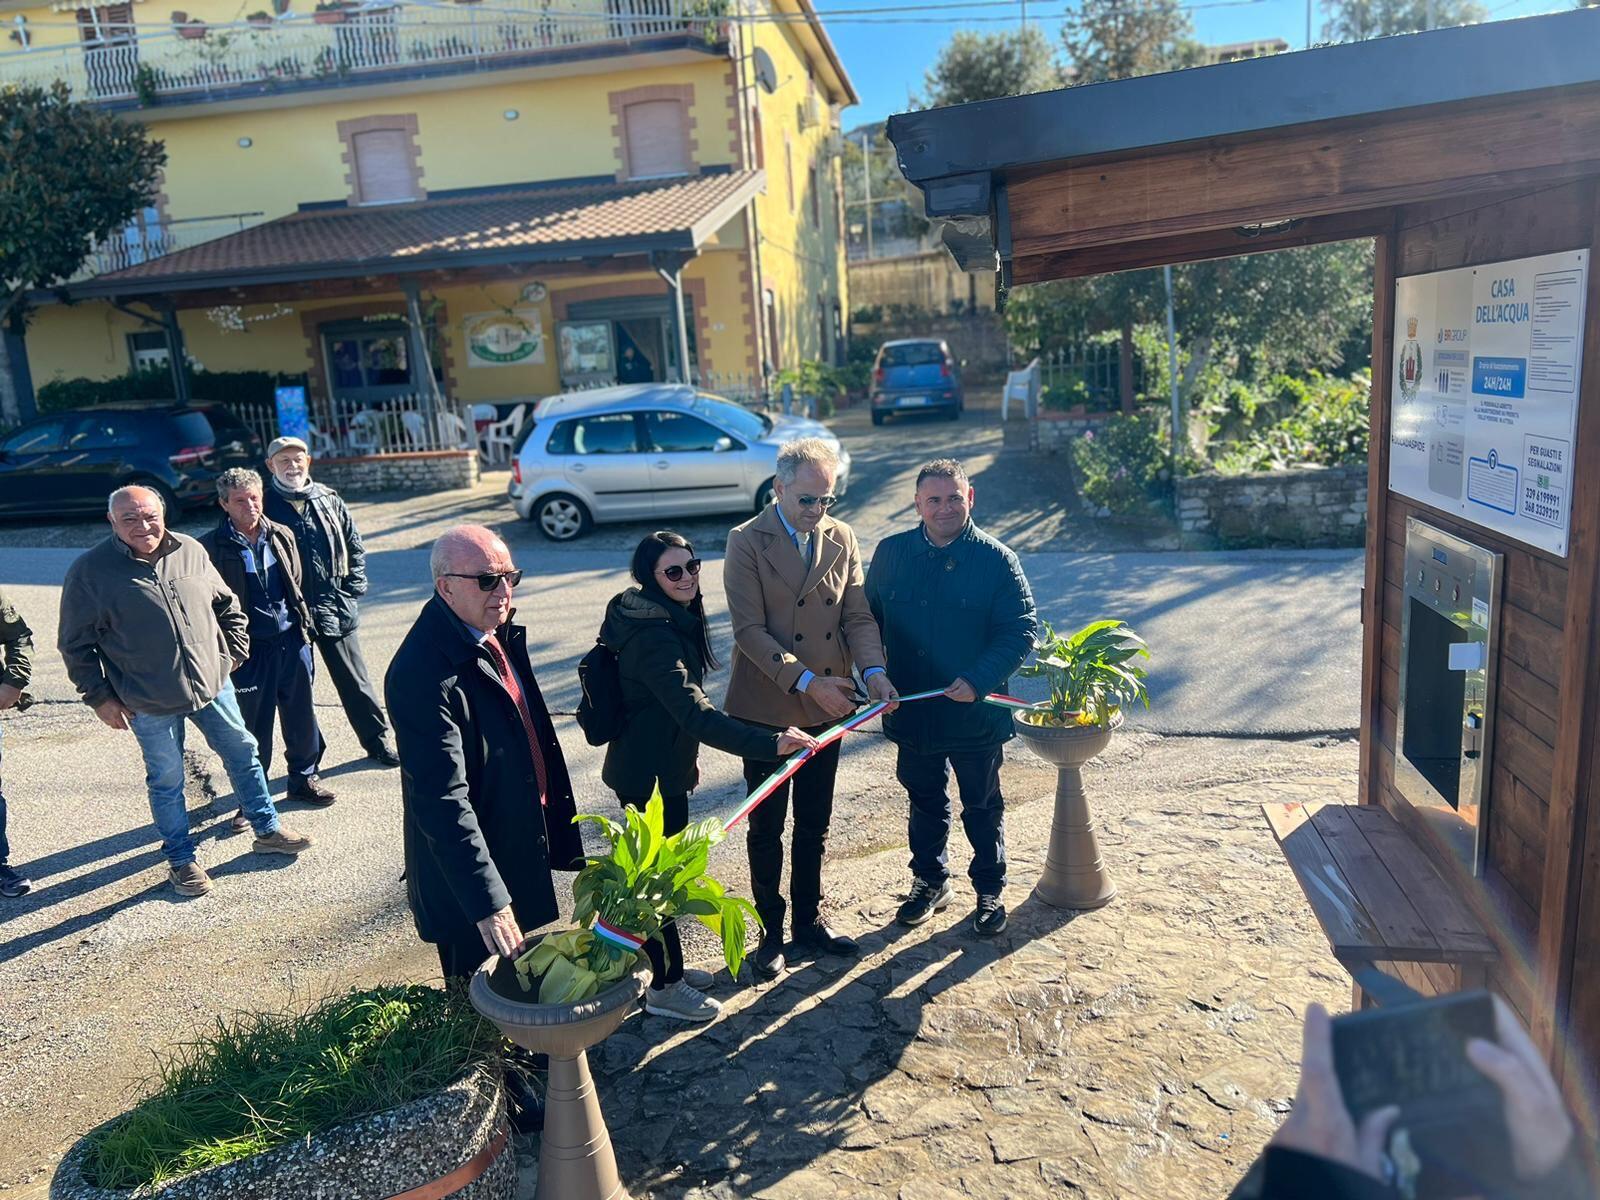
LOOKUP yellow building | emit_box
[4,0,855,424]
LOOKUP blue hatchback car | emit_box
[870,339,964,426]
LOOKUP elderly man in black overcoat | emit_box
[385,524,584,985]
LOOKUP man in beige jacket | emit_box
[724,438,896,978]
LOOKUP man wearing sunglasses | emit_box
[386,525,583,983]
[724,438,897,979]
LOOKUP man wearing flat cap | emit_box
[262,435,398,766]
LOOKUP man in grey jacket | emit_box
[59,485,313,897]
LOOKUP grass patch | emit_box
[85,984,499,1190]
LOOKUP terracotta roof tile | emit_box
[94,171,762,287]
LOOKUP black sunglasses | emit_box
[444,570,523,592]
[658,559,703,582]
[797,494,838,509]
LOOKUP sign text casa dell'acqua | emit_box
[1388,249,1589,557]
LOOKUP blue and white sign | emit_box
[1390,249,1589,557]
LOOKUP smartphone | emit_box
[1332,990,1512,1199]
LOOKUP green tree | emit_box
[0,81,166,423]
[840,127,929,256]
[1322,0,1487,41]
[1060,0,1205,85]
[919,27,1062,108]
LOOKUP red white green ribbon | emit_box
[592,916,646,952]
[720,686,1043,832]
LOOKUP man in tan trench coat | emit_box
[724,438,897,979]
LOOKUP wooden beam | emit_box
[1534,184,1600,1063]
[1005,85,1600,260]
[1360,222,1398,812]
[1008,208,1390,284]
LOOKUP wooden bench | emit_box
[1263,801,1497,996]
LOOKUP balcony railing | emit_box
[0,0,717,106]
[71,212,268,281]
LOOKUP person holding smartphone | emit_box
[600,531,819,1022]
[1234,997,1593,1199]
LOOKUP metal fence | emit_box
[232,392,478,458]
[74,213,266,281]
[1035,341,1146,412]
[0,0,707,105]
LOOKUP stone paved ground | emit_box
[515,733,1355,1200]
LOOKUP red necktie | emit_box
[484,633,549,806]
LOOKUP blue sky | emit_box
[818,0,1570,128]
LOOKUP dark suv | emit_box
[0,402,262,518]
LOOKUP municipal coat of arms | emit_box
[1397,316,1424,403]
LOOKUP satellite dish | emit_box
[753,47,778,95]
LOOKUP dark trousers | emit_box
[0,731,8,865]
[619,791,689,989]
[234,633,324,779]
[315,628,390,750]
[743,731,842,934]
[898,743,1007,894]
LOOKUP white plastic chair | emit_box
[400,409,428,448]
[347,411,381,454]
[307,423,338,456]
[437,409,470,449]
[481,403,527,464]
[1001,358,1041,420]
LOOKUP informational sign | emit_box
[273,386,310,445]
[464,309,545,368]
[1390,249,1589,557]
[558,320,615,379]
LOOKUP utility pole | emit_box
[1021,0,1027,33]
[861,132,874,260]
[1163,264,1182,467]
[1305,0,1312,46]
[1425,0,1436,27]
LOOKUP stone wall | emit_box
[1176,464,1368,547]
[314,450,479,495]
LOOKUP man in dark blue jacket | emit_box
[263,436,399,767]
[865,458,1037,938]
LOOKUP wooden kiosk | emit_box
[888,6,1600,1119]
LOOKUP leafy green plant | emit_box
[1017,619,1150,727]
[773,360,845,417]
[1071,409,1180,514]
[513,793,759,1004]
[85,986,497,1190]
[1210,372,1370,473]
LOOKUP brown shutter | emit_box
[352,129,416,204]
[624,100,689,179]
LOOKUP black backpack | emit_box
[575,639,627,746]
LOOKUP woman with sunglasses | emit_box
[600,530,819,1023]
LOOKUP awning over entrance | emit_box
[62,170,765,299]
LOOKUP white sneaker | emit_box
[645,980,722,1023]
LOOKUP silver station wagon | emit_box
[508,385,852,541]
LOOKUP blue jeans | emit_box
[128,682,281,868]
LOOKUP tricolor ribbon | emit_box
[591,916,646,952]
[721,685,1045,832]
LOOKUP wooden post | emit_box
[1533,187,1600,1065]
[1359,221,1398,811]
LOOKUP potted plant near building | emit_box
[171,11,208,37]
[312,1,350,24]
[471,794,757,1200]
[1012,619,1150,909]
[51,986,515,1200]
[246,10,274,27]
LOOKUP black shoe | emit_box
[367,740,401,768]
[974,893,1008,937]
[752,931,786,980]
[794,921,859,957]
[286,774,337,805]
[0,863,32,898]
[897,878,953,927]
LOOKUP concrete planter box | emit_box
[52,1066,514,1200]
[313,449,480,496]
[1175,464,1368,548]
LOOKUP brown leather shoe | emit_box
[229,811,251,834]
[253,827,313,856]
[169,861,214,896]
[286,774,336,805]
